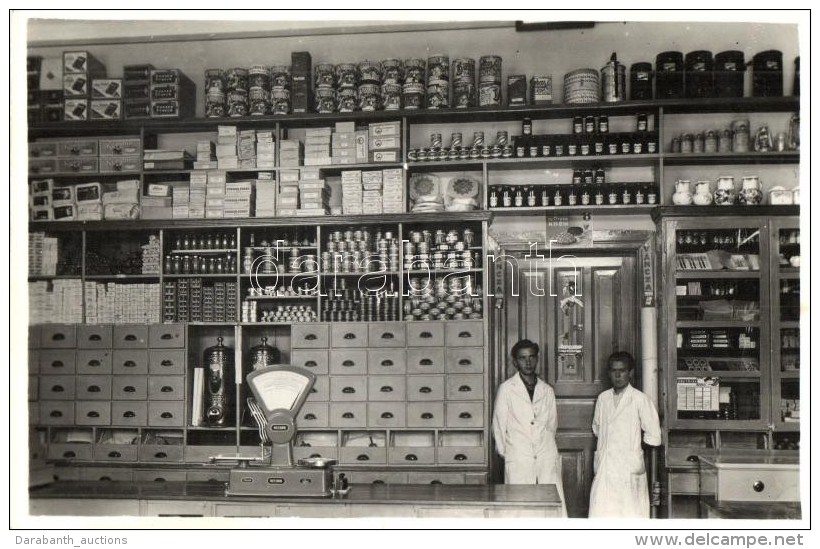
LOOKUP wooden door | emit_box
[491,249,639,517]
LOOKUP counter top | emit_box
[701,497,801,520]
[698,453,799,469]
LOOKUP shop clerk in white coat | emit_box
[589,351,661,518]
[492,339,567,516]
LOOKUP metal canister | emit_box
[248,65,271,89]
[714,51,745,98]
[358,83,381,111]
[601,52,626,102]
[271,87,290,115]
[402,83,424,109]
[227,90,248,117]
[381,83,402,110]
[359,60,382,84]
[205,69,226,93]
[732,119,750,152]
[630,62,653,100]
[563,68,600,104]
[226,68,249,91]
[426,80,449,108]
[453,81,475,108]
[338,87,358,112]
[752,50,783,97]
[381,59,403,84]
[336,63,358,88]
[270,65,291,88]
[685,50,714,98]
[404,58,426,84]
[315,86,336,113]
[478,82,501,106]
[427,55,450,81]
[453,58,476,83]
[249,87,270,115]
[479,55,502,83]
[248,336,280,371]
[655,51,684,99]
[205,90,226,118]
[204,337,234,427]
[314,63,335,88]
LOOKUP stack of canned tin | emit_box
[426,54,450,109]
[407,129,512,162]
[314,63,336,113]
[204,69,226,118]
[335,63,359,113]
[322,277,399,322]
[404,274,483,322]
[478,55,502,107]
[381,59,403,110]
[248,65,271,116]
[358,60,382,112]
[225,68,249,117]
[322,227,399,274]
[452,58,476,108]
[403,228,480,271]
[270,65,291,115]
[403,58,425,109]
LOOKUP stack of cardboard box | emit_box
[297,168,329,216]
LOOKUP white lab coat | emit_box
[492,374,567,516]
[588,384,662,518]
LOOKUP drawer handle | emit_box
[459,412,473,419]
[63,451,76,458]
[454,453,467,461]
[405,454,418,461]
[87,411,100,418]
[342,387,356,394]
[50,360,64,368]
[342,412,355,419]
[310,387,317,394]
[344,333,357,340]
[421,412,434,419]
[99,476,112,481]
[108,451,121,458]
[356,454,370,461]
[304,413,317,420]
[88,360,101,367]
[686,455,699,463]
[161,360,174,367]
[124,334,138,341]
[342,360,356,367]
[161,412,173,418]
[430,480,443,485]
[154,452,167,459]
[309,453,321,459]
[381,333,394,339]
[380,412,394,419]
[458,385,472,392]
[123,411,136,418]
[161,386,174,393]
[380,386,393,393]
[305,334,318,341]
[420,331,433,338]
[154,478,166,482]
[419,359,433,366]
[372,480,385,485]
[160,334,173,340]
[304,360,318,368]
[458,359,472,366]
[87,385,101,393]
[50,410,63,418]
[89,334,102,341]
[52,333,66,341]
[124,386,136,393]
[123,360,137,368]
[112,145,123,154]
[51,385,65,392]
[753,481,765,493]
[380,359,393,367]
[458,331,472,338]
[419,386,432,394]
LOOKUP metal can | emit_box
[271,87,290,115]
[205,69,226,93]
[358,83,381,112]
[359,60,382,84]
[426,80,449,109]
[430,133,443,149]
[478,83,501,106]
[452,81,475,108]
[427,55,450,81]
[248,87,270,115]
[453,58,476,82]
[472,131,485,148]
[270,65,290,88]
[479,55,502,83]
[205,90,226,118]
[314,63,335,88]
[248,65,271,89]
[227,90,248,117]
[335,63,358,88]
[315,86,336,113]
[404,58,426,84]
[226,68,249,91]
[381,59,403,84]
[338,88,358,112]
[402,83,424,109]
[381,83,401,110]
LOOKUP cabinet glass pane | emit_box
[675,228,761,270]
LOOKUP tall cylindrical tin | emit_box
[655,51,684,99]
[752,50,783,97]
[714,50,745,98]
[204,337,234,427]
[630,62,653,100]
[601,55,626,102]
[685,50,714,98]
[563,69,600,104]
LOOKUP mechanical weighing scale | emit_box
[211,365,337,497]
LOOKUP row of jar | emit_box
[489,183,658,208]
[671,176,765,206]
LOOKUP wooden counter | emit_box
[30,481,563,518]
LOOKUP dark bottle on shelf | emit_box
[593,132,606,155]
[573,116,584,134]
[598,115,609,133]
[584,115,596,134]
[607,134,619,155]
[522,117,533,136]
[567,135,578,156]
[568,185,578,206]
[579,133,591,156]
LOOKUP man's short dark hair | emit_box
[607,350,636,371]
[511,339,540,358]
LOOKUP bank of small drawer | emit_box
[445,347,484,374]
[367,349,406,374]
[187,469,231,483]
[148,323,185,348]
[388,446,435,465]
[148,375,185,400]
[328,402,367,428]
[149,349,185,374]
[134,470,188,482]
[39,350,76,374]
[29,402,40,424]
[406,375,445,401]
[76,375,113,400]
[113,325,149,348]
[293,446,338,462]
[40,324,77,348]
[331,323,368,348]
[292,349,329,375]
[77,325,113,349]
[406,321,445,347]
[367,376,406,402]
[76,350,112,374]
[28,375,39,401]
[57,157,99,174]
[39,401,75,425]
[28,350,39,374]
[58,139,98,157]
[340,446,387,465]
[298,402,329,428]
[94,444,139,462]
[29,141,59,158]
[408,472,467,485]
[111,375,148,400]
[330,376,367,401]
[329,349,367,375]
[368,322,406,347]
[437,446,485,465]
[147,401,184,427]
[139,444,184,463]
[446,375,484,400]
[75,401,112,426]
[79,467,134,482]
[407,402,445,427]
[367,402,406,428]
[112,349,149,374]
[292,323,329,348]
[307,375,329,401]
[111,401,147,426]
[406,347,445,374]
[346,471,408,485]
[29,326,41,348]
[445,321,484,347]
[99,137,142,156]
[184,445,235,463]
[48,443,93,461]
[446,402,484,428]
[29,158,58,175]
[39,375,76,400]
[99,155,141,174]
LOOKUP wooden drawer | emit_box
[111,375,148,400]
[388,446,435,465]
[298,402,329,428]
[446,374,484,400]
[28,375,38,401]
[408,472,466,485]
[328,349,367,375]
[99,155,141,174]
[445,347,484,374]
[185,446,236,463]
[331,323,368,348]
[367,376,406,402]
[406,401,445,427]
[437,446,485,465]
[406,321,445,347]
[445,320,484,347]
[28,349,39,374]
[329,376,367,401]
[368,322,406,347]
[668,471,700,495]
[367,349,406,374]
[77,325,113,349]
[99,137,142,156]
[48,443,92,461]
[147,401,184,427]
[57,157,99,174]
[406,347,445,374]
[367,402,406,428]
[148,375,185,400]
[39,375,76,400]
[76,375,113,400]
[29,140,59,158]
[291,349,329,375]
[39,401,74,425]
[29,158,58,175]
[187,470,231,483]
[28,326,41,348]
[29,402,39,424]
[345,471,408,485]
[407,375,445,401]
[112,349,149,374]
[110,401,148,426]
[79,467,134,482]
[149,323,185,348]
[134,470,188,482]
[340,446,387,465]
[40,324,77,348]
[39,350,76,374]
[113,325,149,348]
[306,375,329,401]
[446,402,484,428]
[149,349,185,374]
[291,323,329,348]
[293,446,338,462]
[75,401,111,426]
[58,139,98,157]
[51,466,81,481]
[139,444,184,463]
[328,402,367,428]
[94,444,139,462]
[76,350,112,374]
